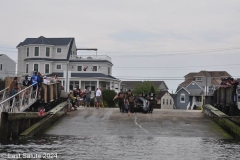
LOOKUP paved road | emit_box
[45,107,230,138]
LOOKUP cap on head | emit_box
[43,76,47,79]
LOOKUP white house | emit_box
[158,91,175,109]
[0,54,16,79]
[16,36,121,92]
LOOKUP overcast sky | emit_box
[0,0,240,92]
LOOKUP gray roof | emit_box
[121,81,167,88]
[17,36,74,47]
[71,73,118,79]
[158,91,168,99]
[187,89,204,96]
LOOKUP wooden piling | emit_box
[0,112,9,140]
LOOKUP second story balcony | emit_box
[70,55,112,62]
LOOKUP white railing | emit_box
[190,102,203,110]
[0,84,38,113]
[186,102,190,110]
[0,87,9,101]
[70,55,111,62]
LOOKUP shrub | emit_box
[102,89,117,107]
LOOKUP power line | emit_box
[113,64,240,69]
[99,47,240,53]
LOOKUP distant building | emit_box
[157,90,174,109]
[121,81,168,92]
[174,70,231,109]
[0,54,16,79]
[16,36,121,92]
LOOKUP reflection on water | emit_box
[1,135,240,160]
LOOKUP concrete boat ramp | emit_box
[45,108,231,139]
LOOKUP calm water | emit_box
[0,135,240,160]
[1,109,240,160]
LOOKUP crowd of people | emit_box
[113,89,156,116]
[220,77,239,88]
[8,72,61,105]
[67,87,104,112]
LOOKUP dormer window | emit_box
[196,77,202,81]
[57,48,61,53]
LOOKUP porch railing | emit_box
[70,55,111,62]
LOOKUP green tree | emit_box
[133,81,158,96]
[102,89,117,107]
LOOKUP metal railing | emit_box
[0,87,9,101]
[70,55,112,62]
[0,84,38,113]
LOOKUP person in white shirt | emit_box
[96,87,102,109]
[43,76,50,84]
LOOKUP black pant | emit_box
[118,100,124,112]
[129,102,135,113]
[149,101,155,111]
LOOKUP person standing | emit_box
[148,90,156,113]
[128,91,135,116]
[22,75,31,103]
[30,72,41,91]
[8,77,21,106]
[79,88,83,107]
[94,88,98,107]
[113,89,125,112]
[43,76,50,84]
[22,75,31,87]
[85,87,91,107]
[96,87,102,109]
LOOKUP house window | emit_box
[70,81,79,90]
[167,99,168,105]
[56,64,62,70]
[0,64,2,70]
[180,93,185,103]
[33,64,38,72]
[108,66,111,74]
[26,64,29,73]
[46,47,50,57]
[26,47,29,57]
[196,77,202,81]
[84,81,96,91]
[170,99,172,105]
[57,48,61,53]
[45,64,50,74]
[163,99,165,105]
[92,66,97,71]
[34,47,39,56]
[77,66,82,71]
